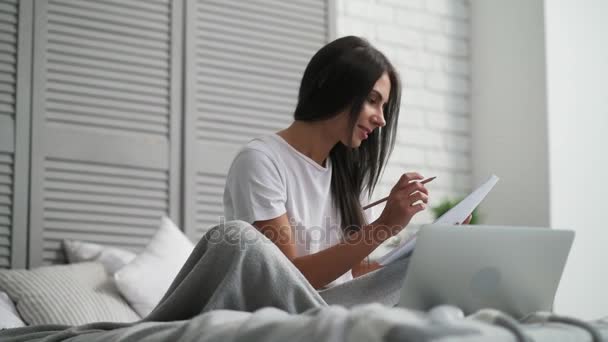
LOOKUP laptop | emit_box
[398,224,574,319]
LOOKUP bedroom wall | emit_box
[469,0,551,227]
[544,0,608,320]
[470,0,608,319]
[334,0,474,224]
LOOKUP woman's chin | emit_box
[350,138,363,148]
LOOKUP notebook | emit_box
[378,174,499,266]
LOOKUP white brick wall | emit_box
[335,0,472,223]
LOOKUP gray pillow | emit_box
[0,262,140,325]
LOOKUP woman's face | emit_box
[340,72,391,148]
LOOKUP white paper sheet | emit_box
[377,174,500,266]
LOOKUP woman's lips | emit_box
[358,125,369,139]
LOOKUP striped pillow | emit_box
[0,262,140,325]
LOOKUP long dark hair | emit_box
[294,36,401,235]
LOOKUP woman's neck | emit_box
[277,121,338,168]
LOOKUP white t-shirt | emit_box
[223,133,355,286]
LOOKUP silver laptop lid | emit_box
[398,225,574,319]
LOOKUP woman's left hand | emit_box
[461,214,472,225]
[352,261,383,278]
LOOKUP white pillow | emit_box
[63,240,137,274]
[0,291,25,329]
[114,216,194,317]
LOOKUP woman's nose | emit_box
[373,113,386,127]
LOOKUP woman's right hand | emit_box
[375,172,429,237]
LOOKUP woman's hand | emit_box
[352,260,383,278]
[375,172,429,239]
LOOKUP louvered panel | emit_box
[47,47,167,80]
[0,10,17,27]
[198,81,295,110]
[46,112,167,136]
[50,1,167,23]
[0,41,17,54]
[0,80,14,92]
[47,100,169,126]
[0,172,9,185]
[87,0,170,16]
[46,82,168,114]
[41,158,168,264]
[0,0,17,268]
[199,73,296,102]
[197,40,308,75]
[43,212,161,229]
[198,4,323,43]
[48,4,169,42]
[194,0,325,146]
[183,0,329,237]
[28,0,180,266]
[0,1,17,11]
[197,87,294,112]
[48,61,167,89]
[45,157,167,181]
[193,172,226,239]
[198,101,292,123]
[48,92,167,117]
[199,1,325,35]
[198,64,297,93]
[0,19,17,31]
[198,49,303,80]
[50,0,169,32]
[48,69,167,97]
[45,172,167,192]
[197,20,318,60]
[47,101,169,132]
[0,0,16,119]
[47,31,169,65]
[196,95,295,121]
[0,42,17,55]
[0,152,12,268]
[196,114,289,136]
[45,183,167,201]
[45,0,171,136]
[197,120,286,145]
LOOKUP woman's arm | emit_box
[254,172,429,289]
[254,213,389,289]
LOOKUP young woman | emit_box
[144,36,469,321]
[222,35,428,290]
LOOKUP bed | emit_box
[1,218,606,342]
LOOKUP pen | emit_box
[362,176,436,210]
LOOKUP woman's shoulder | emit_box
[243,134,276,151]
[233,134,283,166]
[226,136,287,184]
